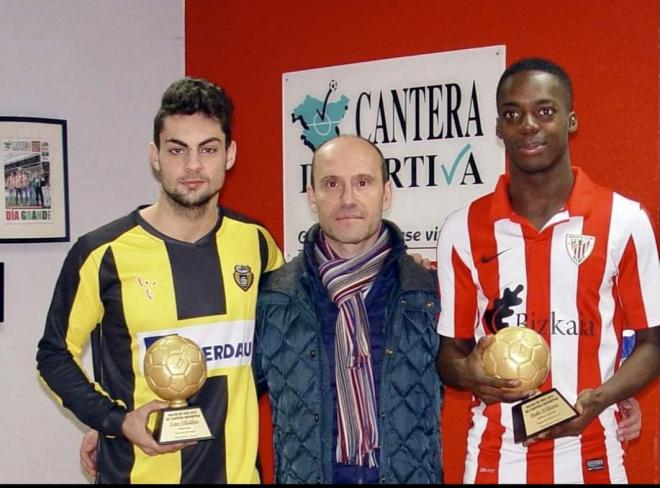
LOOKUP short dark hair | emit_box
[310,135,389,188]
[496,57,573,109]
[153,77,234,149]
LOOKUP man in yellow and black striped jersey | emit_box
[36,78,283,483]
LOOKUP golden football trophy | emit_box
[483,326,551,391]
[143,335,214,444]
[483,327,577,443]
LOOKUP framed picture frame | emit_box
[1,117,69,243]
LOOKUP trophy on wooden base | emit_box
[483,326,578,443]
[143,335,214,444]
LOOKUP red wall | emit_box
[185,0,660,483]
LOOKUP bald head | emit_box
[310,135,388,189]
[306,134,392,258]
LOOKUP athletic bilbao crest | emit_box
[565,234,595,265]
[233,265,254,291]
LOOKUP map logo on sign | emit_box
[291,80,349,152]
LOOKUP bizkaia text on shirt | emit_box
[514,311,596,337]
[483,284,595,336]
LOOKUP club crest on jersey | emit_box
[137,277,157,300]
[233,265,254,291]
[566,234,595,265]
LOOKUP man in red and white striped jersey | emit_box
[436,58,660,484]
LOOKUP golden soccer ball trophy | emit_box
[143,335,213,443]
[144,335,207,407]
[483,327,579,444]
[483,327,551,392]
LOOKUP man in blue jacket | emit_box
[253,134,443,484]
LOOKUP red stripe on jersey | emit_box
[618,234,650,329]
[522,223,554,484]
[467,196,500,335]
[451,247,478,339]
[577,187,613,483]
[466,197,507,481]
[474,403,505,484]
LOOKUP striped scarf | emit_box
[315,225,391,467]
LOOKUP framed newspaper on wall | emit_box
[1,117,69,243]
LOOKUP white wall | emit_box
[0,0,184,482]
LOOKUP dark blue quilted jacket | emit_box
[254,222,443,484]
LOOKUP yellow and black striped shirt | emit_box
[37,207,283,483]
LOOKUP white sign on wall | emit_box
[283,45,505,260]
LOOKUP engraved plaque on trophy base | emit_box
[143,335,214,445]
[153,405,214,444]
[512,388,579,444]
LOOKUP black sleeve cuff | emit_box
[101,405,128,437]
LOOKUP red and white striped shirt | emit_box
[436,168,660,484]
